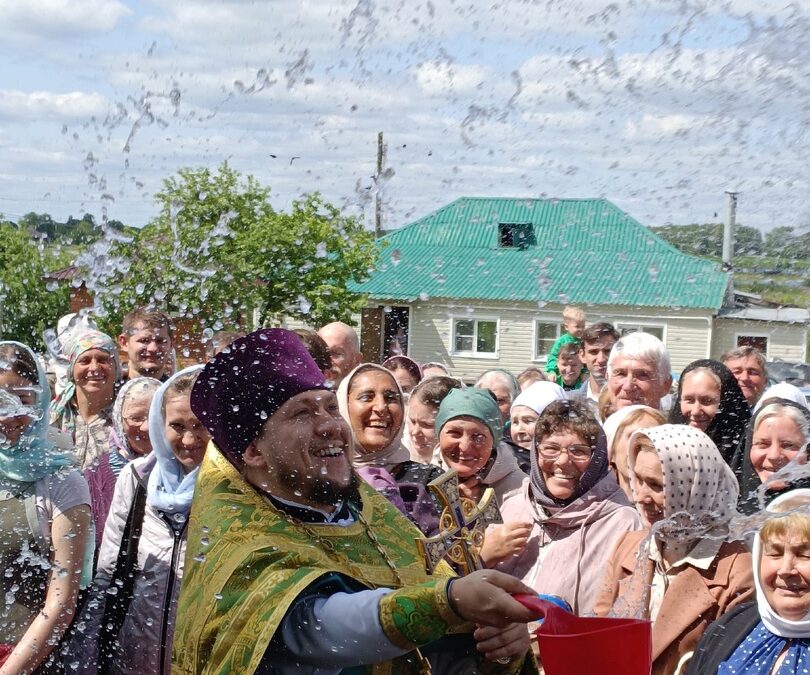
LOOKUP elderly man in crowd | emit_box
[607,331,673,413]
[722,345,768,409]
[172,328,535,675]
[317,321,363,386]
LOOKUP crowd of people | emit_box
[1,303,809,674]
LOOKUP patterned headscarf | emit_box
[49,329,120,430]
[629,424,739,546]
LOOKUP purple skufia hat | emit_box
[190,328,326,466]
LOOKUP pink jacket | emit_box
[492,474,642,615]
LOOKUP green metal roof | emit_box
[350,197,729,310]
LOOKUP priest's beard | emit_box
[278,467,360,507]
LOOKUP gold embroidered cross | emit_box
[416,470,503,575]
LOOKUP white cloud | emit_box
[414,62,491,96]
[0,0,131,38]
[0,90,109,120]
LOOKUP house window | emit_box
[737,335,768,354]
[534,321,561,360]
[498,223,534,249]
[453,318,498,356]
[615,323,665,342]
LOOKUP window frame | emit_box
[532,319,562,362]
[614,322,667,344]
[734,332,770,358]
[450,315,500,358]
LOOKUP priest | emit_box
[172,328,536,674]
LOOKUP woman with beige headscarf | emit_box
[594,424,754,675]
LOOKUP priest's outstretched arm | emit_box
[262,570,535,673]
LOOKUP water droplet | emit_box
[419,292,430,301]
[390,249,401,265]
[193,553,206,563]
[200,537,210,546]
[173,512,187,523]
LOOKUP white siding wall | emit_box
[711,319,808,362]
[405,300,713,381]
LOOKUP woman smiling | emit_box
[687,489,810,674]
[483,399,640,615]
[337,364,442,534]
[595,424,753,675]
[734,399,810,514]
[435,388,526,506]
[669,359,751,464]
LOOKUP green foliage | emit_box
[86,163,378,334]
[15,211,103,245]
[0,221,70,350]
[651,223,763,257]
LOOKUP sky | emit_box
[1,0,810,233]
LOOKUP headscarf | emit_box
[0,341,73,485]
[669,359,751,464]
[109,376,161,460]
[435,388,504,446]
[629,425,739,552]
[733,399,810,515]
[510,381,566,417]
[190,328,326,467]
[529,400,610,508]
[603,404,659,462]
[337,363,410,472]
[721,490,810,674]
[755,383,809,413]
[49,329,121,430]
[146,365,203,519]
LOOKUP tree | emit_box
[650,223,763,258]
[0,220,70,349]
[83,163,379,334]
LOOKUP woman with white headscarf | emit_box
[508,380,566,472]
[687,489,810,674]
[337,363,442,535]
[594,424,754,675]
[73,366,209,675]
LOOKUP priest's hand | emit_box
[449,570,536,627]
[473,622,531,662]
[479,522,533,566]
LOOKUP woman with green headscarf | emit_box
[435,388,527,506]
[0,342,92,674]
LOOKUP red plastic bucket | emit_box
[514,594,652,675]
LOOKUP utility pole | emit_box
[723,190,738,306]
[375,131,385,238]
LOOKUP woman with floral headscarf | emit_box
[0,342,92,674]
[594,424,754,675]
[49,329,121,470]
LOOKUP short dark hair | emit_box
[0,343,38,384]
[293,329,332,373]
[122,307,173,339]
[410,375,463,409]
[535,399,602,447]
[580,322,620,347]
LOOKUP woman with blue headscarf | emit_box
[72,366,209,675]
[0,342,92,675]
